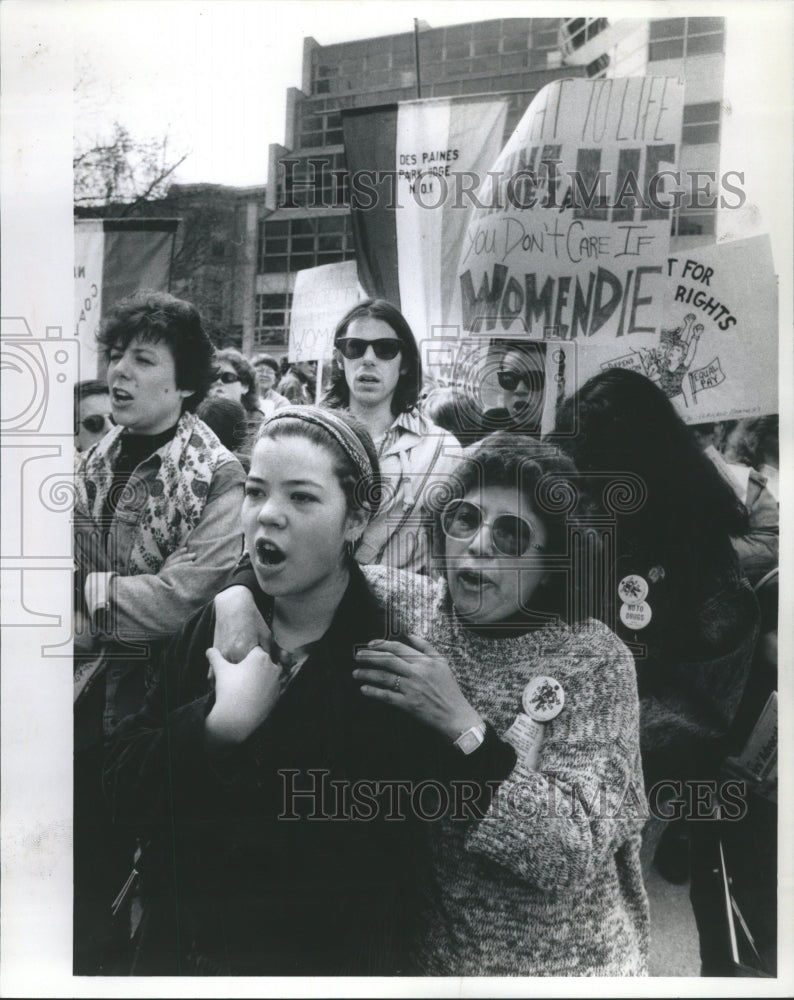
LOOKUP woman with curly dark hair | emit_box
[73,290,245,972]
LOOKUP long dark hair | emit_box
[553,369,748,585]
[324,299,422,415]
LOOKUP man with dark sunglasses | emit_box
[74,380,115,457]
[326,298,462,574]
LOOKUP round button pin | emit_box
[620,600,653,630]
[618,574,649,604]
[522,675,565,721]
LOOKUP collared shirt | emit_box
[356,408,462,574]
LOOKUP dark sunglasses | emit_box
[80,414,116,434]
[335,338,402,361]
[441,499,543,557]
[497,369,544,392]
[215,371,241,384]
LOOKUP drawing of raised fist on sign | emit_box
[657,314,704,402]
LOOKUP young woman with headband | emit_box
[104,406,515,975]
[211,433,649,976]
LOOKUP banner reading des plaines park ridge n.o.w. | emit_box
[450,76,684,341]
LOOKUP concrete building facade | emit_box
[246,14,729,357]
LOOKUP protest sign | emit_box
[287,260,363,363]
[452,76,684,341]
[554,234,778,423]
[74,219,178,379]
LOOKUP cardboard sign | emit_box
[555,234,778,423]
[452,77,684,341]
[287,260,364,362]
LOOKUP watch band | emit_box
[453,721,487,755]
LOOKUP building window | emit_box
[532,22,561,51]
[254,293,293,348]
[257,215,355,275]
[278,153,349,209]
[561,17,610,53]
[649,17,724,61]
[682,102,721,144]
[672,209,716,237]
[299,109,343,148]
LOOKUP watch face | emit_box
[456,727,485,755]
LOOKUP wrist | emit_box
[453,720,488,755]
[445,708,485,744]
[205,702,249,748]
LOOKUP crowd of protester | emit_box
[73,290,779,977]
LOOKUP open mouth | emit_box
[357,374,380,384]
[255,538,287,567]
[112,387,134,403]
[456,568,493,590]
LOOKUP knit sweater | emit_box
[366,567,649,977]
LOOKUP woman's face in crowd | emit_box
[499,349,544,422]
[255,363,277,394]
[212,360,245,404]
[339,316,405,411]
[75,391,114,452]
[107,334,191,435]
[444,485,548,624]
[242,435,364,598]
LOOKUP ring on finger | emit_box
[393,676,401,693]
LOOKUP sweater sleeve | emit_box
[462,625,644,892]
[98,461,245,642]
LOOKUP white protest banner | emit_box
[74,220,105,379]
[342,96,508,350]
[394,97,508,345]
[288,260,364,363]
[552,234,778,423]
[452,76,684,341]
[74,219,178,380]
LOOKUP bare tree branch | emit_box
[118,152,190,217]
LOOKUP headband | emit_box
[260,405,375,486]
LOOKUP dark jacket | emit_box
[104,564,513,975]
[609,546,759,789]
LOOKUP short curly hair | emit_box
[96,290,216,411]
[428,433,595,625]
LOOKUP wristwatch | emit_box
[453,721,487,755]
